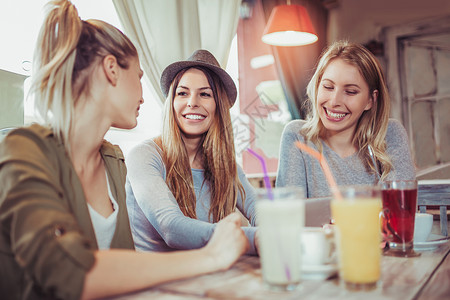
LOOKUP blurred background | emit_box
[1,0,449,182]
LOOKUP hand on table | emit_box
[204,212,250,271]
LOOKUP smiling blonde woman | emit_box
[276,41,416,198]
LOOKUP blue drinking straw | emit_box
[247,148,274,201]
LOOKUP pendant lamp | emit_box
[262,1,318,47]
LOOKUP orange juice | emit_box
[331,197,381,289]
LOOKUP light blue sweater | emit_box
[276,119,416,198]
[126,140,257,254]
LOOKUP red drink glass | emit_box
[381,180,420,257]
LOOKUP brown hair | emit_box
[155,66,245,222]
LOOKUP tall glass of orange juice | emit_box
[331,185,382,291]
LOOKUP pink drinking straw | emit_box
[247,148,291,281]
[294,141,343,201]
[247,148,274,201]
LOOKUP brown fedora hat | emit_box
[160,49,237,106]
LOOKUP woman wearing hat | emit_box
[276,41,416,198]
[126,50,258,254]
[0,1,248,299]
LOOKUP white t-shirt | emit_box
[88,172,118,250]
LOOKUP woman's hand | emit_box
[203,212,249,271]
[83,215,248,300]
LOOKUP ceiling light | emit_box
[262,1,318,47]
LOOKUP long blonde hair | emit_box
[302,41,392,179]
[155,67,245,222]
[30,0,137,149]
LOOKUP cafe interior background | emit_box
[1,0,450,187]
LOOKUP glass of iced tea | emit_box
[381,180,420,257]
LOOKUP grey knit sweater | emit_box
[125,139,258,254]
[276,119,416,198]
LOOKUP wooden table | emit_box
[112,241,450,300]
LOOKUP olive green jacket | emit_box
[0,124,134,300]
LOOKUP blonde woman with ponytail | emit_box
[276,41,416,197]
[126,50,258,254]
[0,1,248,299]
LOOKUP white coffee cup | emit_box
[414,213,433,242]
[300,227,335,266]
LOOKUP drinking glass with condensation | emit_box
[331,185,382,291]
[381,180,420,257]
[256,186,305,291]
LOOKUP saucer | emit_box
[301,264,338,280]
[414,234,450,251]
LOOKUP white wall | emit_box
[0,70,26,129]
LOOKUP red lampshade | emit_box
[262,4,318,47]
